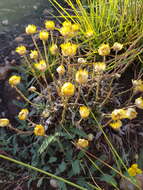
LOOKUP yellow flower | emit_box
[25,24,37,35]
[111,109,127,120]
[79,106,90,119]
[85,29,94,38]
[59,26,73,38]
[56,65,65,75]
[9,75,21,87]
[62,21,72,27]
[0,118,9,127]
[30,50,38,60]
[125,108,137,120]
[132,79,143,93]
[128,164,142,177]
[112,42,123,51]
[76,139,89,148]
[98,44,110,56]
[75,69,88,84]
[72,23,80,32]
[109,120,122,130]
[18,109,29,120]
[34,60,47,72]
[61,82,75,97]
[16,46,26,55]
[94,62,106,72]
[39,30,49,41]
[45,20,55,30]
[49,44,58,55]
[60,42,78,57]
[135,97,143,109]
[34,125,45,136]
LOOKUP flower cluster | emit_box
[128,164,142,177]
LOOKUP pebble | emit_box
[2,19,9,26]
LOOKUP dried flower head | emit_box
[0,118,9,127]
[132,79,143,93]
[34,60,47,72]
[39,30,49,41]
[49,44,58,55]
[16,46,26,55]
[28,86,36,92]
[109,120,122,130]
[61,82,75,97]
[41,109,50,118]
[135,97,143,109]
[75,69,88,84]
[18,109,29,120]
[125,108,137,120]
[94,62,106,72]
[30,50,38,60]
[79,106,90,119]
[112,42,123,51]
[60,42,78,57]
[45,20,55,30]
[98,44,110,56]
[76,139,89,148]
[25,24,37,35]
[87,133,94,141]
[128,164,142,177]
[9,75,21,87]
[78,58,86,64]
[56,65,65,76]
[34,125,45,136]
[111,109,127,120]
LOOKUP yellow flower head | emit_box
[18,109,29,120]
[94,62,106,73]
[125,108,137,120]
[72,23,80,32]
[16,46,26,55]
[76,139,89,148]
[62,21,72,27]
[98,44,110,56]
[135,97,143,109]
[34,125,45,136]
[60,42,78,57]
[34,60,47,72]
[39,30,49,41]
[59,26,74,38]
[56,65,65,75]
[9,75,21,87]
[109,120,122,130]
[85,29,94,38]
[25,24,37,35]
[128,164,142,177]
[75,69,88,84]
[132,79,143,93]
[112,42,123,51]
[61,82,75,97]
[79,106,90,119]
[30,50,38,60]
[45,20,55,30]
[111,109,127,120]
[49,44,58,55]
[0,118,9,127]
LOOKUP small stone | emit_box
[50,179,58,188]
[14,36,24,43]
[2,20,9,26]
[0,65,11,80]
[33,5,38,10]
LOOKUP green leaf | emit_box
[37,177,44,188]
[59,161,66,173]
[100,174,117,187]
[48,157,57,163]
[72,160,80,175]
[70,128,87,138]
[38,133,60,154]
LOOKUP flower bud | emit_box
[56,65,65,75]
[9,75,21,87]
[75,69,88,84]
[45,20,55,30]
[34,125,45,136]
[76,139,89,148]
[0,118,9,127]
[135,97,143,109]
[18,109,29,120]
[16,46,26,55]
[98,44,110,56]
[49,44,58,55]
[112,42,123,51]
[79,106,90,119]
[25,24,37,35]
[30,50,38,59]
[61,82,75,97]
[39,30,49,41]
